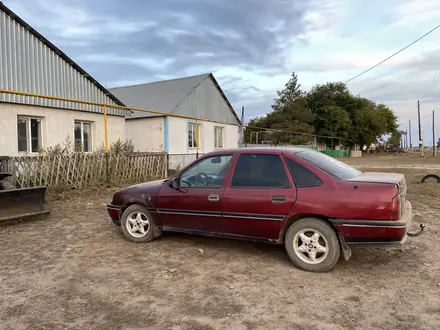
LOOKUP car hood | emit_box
[112,179,167,206]
[119,179,167,195]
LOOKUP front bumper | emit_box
[107,204,122,223]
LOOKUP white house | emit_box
[109,73,242,168]
[0,3,129,156]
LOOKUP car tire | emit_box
[284,218,340,272]
[421,174,440,184]
[120,204,156,243]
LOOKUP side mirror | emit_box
[170,177,179,188]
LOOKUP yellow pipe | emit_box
[0,88,349,141]
[195,120,199,155]
[103,105,109,153]
[0,89,237,126]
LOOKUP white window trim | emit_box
[214,126,224,149]
[17,116,43,154]
[188,121,202,150]
[74,120,93,153]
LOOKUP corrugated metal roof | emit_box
[110,74,209,118]
[0,1,128,116]
[110,73,241,125]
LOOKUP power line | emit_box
[345,24,440,84]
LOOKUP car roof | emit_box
[205,147,307,156]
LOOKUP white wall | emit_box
[168,116,239,154]
[0,102,125,156]
[125,117,164,152]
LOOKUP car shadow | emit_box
[157,231,290,263]
[112,224,424,273]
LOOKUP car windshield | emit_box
[296,150,362,180]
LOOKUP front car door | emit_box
[155,153,235,233]
[221,152,297,240]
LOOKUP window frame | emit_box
[230,153,292,189]
[178,154,234,189]
[17,116,43,154]
[214,126,224,149]
[187,121,202,150]
[74,120,93,153]
[284,156,323,188]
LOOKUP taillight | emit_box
[391,186,401,220]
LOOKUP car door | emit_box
[221,152,297,240]
[155,153,235,233]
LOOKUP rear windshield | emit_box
[296,150,362,180]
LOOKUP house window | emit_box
[17,117,42,153]
[188,121,201,149]
[214,126,224,148]
[74,121,92,152]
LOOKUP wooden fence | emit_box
[1,153,167,188]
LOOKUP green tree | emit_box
[272,72,304,111]
[306,82,354,145]
[437,138,440,148]
[350,102,398,149]
[306,82,352,114]
[245,72,315,145]
[267,97,315,145]
[245,74,399,150]
[306,83,399,148]
[388,130,403,146]
[313,105,352,140]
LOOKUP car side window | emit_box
[285,157,322,187]
[180,155,233,188]
[231,154,290,188]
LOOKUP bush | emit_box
[109,138,135,155]
[39,137,135,156]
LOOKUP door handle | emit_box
[272,196,285,203]
[208,194,220,201]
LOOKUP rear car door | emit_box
[221,152,297,240]
[155,154,234,233]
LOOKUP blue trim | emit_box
[163,116,169,153]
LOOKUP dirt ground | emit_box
[1,153,440,330]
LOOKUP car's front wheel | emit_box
[284,218,340,272]
[120,204,156,243]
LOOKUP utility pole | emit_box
[433,110,436,156]
[418,100,423,156]
[409,120,412,149]
[405,129,408,150]
[241,106,246,147]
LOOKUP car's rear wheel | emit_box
[120,204,156,243]
[284,218,340,272]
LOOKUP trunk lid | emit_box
[347,172,407,218]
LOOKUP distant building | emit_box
[0,2,129,156]
[110,73,241,165]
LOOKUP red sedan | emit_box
[107,147,415,272]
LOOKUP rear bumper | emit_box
[107,204,122,224]
[331,201,413,245]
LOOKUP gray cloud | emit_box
[5,0,324,117]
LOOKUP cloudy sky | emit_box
[4,0,440,145]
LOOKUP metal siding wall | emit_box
[0,10,124,116]
[175,78,239,125]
